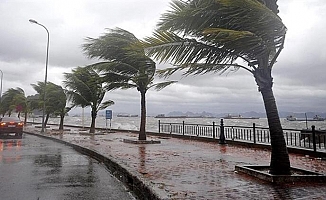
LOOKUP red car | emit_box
[0,117,24,136]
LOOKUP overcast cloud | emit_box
[0,0,325,115]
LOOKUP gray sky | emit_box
[0,0,325,115]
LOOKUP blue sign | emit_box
[106,110,112,119]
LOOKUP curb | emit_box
[24,131,164,200]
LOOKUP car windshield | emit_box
[0,117,21,122]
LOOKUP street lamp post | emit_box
[0,69,3,101]
[29,19,49,133]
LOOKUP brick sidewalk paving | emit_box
[25,126,326,200]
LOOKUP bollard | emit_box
[182,121,185,135]
[253,123,256,144]
[213,121,216,139]
[219,119,226,144]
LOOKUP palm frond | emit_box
[105,82,137,91]
[98,100,115,111]
[202,28,266,57]
[88,61,141,78]
[157,62,245,78]
[143,31,238,65]
[65,90,90,107]
[150,81,178,91]
[144,0,286,73]
[159,0,285,39]
[83,28,142,61]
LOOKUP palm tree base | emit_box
[123,139,161,144]
[235,165,326,183]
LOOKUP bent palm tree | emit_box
[83,28,176,140]
[63,66,114,133]
[143,0,290,175]
[46,84,68,130]
[31,82,67,128]
[12,90,28,121]
[0,88,28,121]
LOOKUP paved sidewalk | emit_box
[24,125,326,200]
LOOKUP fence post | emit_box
[219,119,226,144]
[158,120,161,133]
[196,125,199,136]
[253,123,256,144]
[213,121,215,139]
[182,121,185,135]
[312,125,316,153]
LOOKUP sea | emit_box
[30,115,326,132]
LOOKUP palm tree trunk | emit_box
[24,110,28,125]
[139,91,147,140]
[59,114,64,130]
[260,87,291,175]
[254,55,291,175]
[45,113,50,127]
[90,109,96,133]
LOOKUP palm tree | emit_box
[83,28,176,140]
[26,94,41,123]
[63,66,114,133]
[1,88,17,116]
[31,82,67,128]
[142,0,290,175]
[12,91,28,121]
[0,88,27,118]
[46,83,68,130]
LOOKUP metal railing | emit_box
[158,119,326,153]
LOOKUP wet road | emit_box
[0,134,136,200]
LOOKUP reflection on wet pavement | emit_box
[0,134,135,200]
[0,139,22,163]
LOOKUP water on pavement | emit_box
[0,134,136,200]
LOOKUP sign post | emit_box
[105,110,112,132]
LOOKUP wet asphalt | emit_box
[0,134,136,200]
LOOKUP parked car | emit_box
[0,117,24,136]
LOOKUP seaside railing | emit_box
[158,119,326,153]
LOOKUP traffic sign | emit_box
[106,110,112,119]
